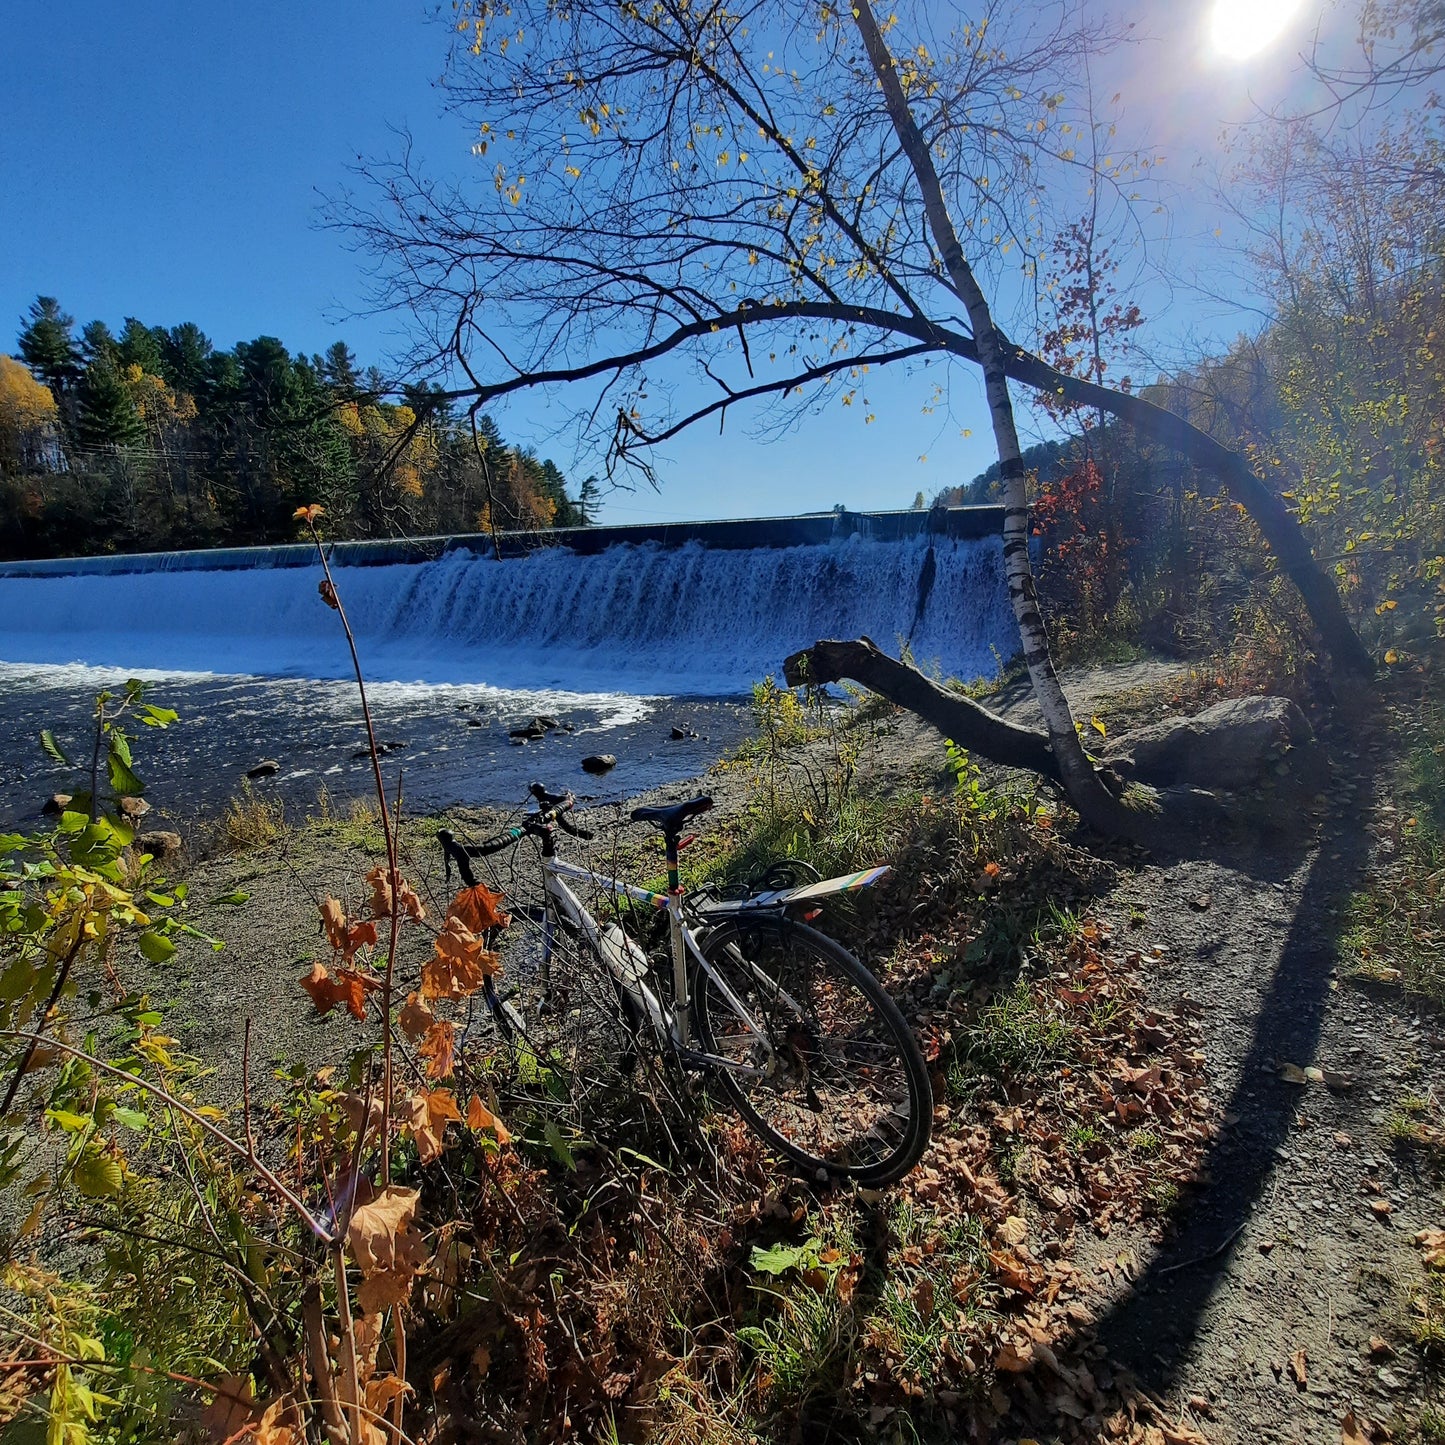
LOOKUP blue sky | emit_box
[1,1,1330,524]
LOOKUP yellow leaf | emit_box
[1090,716,1106,737]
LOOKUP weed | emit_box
[961,980,1076,1080]
[1128,1129,1162,1156]
[220,778,288,849]
[1417,1403,1445,1443]
[1067,1123,1101,1155]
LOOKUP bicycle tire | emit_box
[691,916,931,1186]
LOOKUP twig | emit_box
[243,1017,257,1163]
[302,1281,350,1445]
[0,934,87,1117]
[1155,1220,1247,1277]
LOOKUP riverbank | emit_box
[14,658,1445,1444]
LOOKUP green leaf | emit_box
[140,705,178,728]
[543,1120,576,1171]
[208,889,251,906]
[144,890,174,907]
[39,729,71,766]
[0,833,26,854]
[109,731,133,769]
[107,749,146,798]
[46,1109,92,1134]
[57,810,90,835]
[137,931,176,964]
[72,1147,123,1197]
[110,1108,148,1131]
[104,814,135,847]
[748,1240,818,1276]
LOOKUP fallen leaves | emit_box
[1288,1347,1308,1388]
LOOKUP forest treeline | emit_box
[0,300,598,559]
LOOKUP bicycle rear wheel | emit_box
[691,917,931,1186]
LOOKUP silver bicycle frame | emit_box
[539,857,774,1070]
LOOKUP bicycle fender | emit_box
[701,864,891,915]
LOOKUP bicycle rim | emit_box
[692,917,931,1185]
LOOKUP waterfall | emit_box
[0,534,1014,693]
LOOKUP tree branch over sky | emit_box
[343,0,1371,685]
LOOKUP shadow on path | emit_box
[1090,747,1379,1388]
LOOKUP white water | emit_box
[0,535,1012,694]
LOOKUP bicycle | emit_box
[438,782,931,1186]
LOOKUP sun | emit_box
[1209,0,1306,61]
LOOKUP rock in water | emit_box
[42,793,72,815]
[581,754,617,775]
[247,759,281,779]
[118,796,151,821]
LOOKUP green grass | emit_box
[957,979,1076,1081]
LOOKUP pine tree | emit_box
[323,341,362,398]
[577,475,601,525]
[81,321,118,368]
[17,297,81,396]
[75,361,145,451]
[117,317,165,375]
[160,322,213,396]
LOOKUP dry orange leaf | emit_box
[348,1184,427,1276]
[983,861,1002,880]
[398,992,434,1041]
[300,962,347,1016]
[407,1088,463,1163]
[466,1093,513,1145]
[419,1020,457,1081]
[365,866,393,918]
[347,919,378,955]
[319,897,349,953]
[421,917,500,1001]
[199,1373,256,1443]
[1341,1409,1370,1445]
[318,579,340,611]
[1417,1227,1445,1267]
[449,882,511,933]
[1288,1347,1307,1387]
[254,1397,301,1445]
[292,504,325,523]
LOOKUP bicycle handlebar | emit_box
[438,786,595,882]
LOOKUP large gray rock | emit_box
[1105,696,1319,793]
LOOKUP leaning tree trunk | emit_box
[852,0,1145,840]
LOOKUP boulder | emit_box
[467,717,486,728]
[581,754,617,775]
[41,793,72,815]
[509,723,547,740]
[138,830,183,865]
[118,796,151,821]
[1104,696,1320,793]
[247,759,281,779]
[669,725,699,741]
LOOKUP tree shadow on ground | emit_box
[1087,728,1381,1391]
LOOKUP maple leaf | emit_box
[466,1093,514,1145]
[254,1397,302,1445]
[398,992,434,1041]
[420,917,500,1001]
[335,1091,383,1137]
[418,1020,457,1080]
[365,866,393,918]
[292,504,325,523]
[319,897,349,953]
[449,882,511,933]
[348,919,378,955]
[335,967,381,1022]
[300,962,348,1015]
[406,1088,462,1163]
[318,579,340,611]
[200,1374,256,1443]
[348,1183,428,1280]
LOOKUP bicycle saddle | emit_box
[630,794,713,834]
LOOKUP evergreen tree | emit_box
[81,321,118,368]
[160,322,213,396]
[323,341,362,398]
[117,317,165,375]
[577,475,601,525]
[74,361,144,450]
[18,297,81,396]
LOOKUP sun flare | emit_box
[1209,0,1306,60]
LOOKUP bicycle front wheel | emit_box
[691,917,931,1186]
